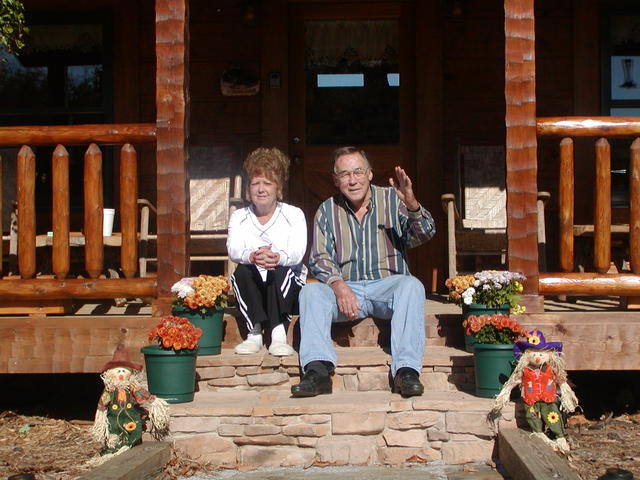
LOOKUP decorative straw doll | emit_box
[491,329,579,453]
[90,345,170,457]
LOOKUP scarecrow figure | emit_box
[491,329,579,453]
[90,345,170,457]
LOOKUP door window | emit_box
[305,19,400,145]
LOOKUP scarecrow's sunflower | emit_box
[547,412,560,424]
[124,422,137,431]
[528,333,541,345]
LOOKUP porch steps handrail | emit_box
[539,272,640,296]
[0,123,156,147]
[537,115,640,300]
[0,277,157,300]
[0,123,159,305]
[537,116,640,137]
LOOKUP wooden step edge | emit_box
[498,428,581,480]
[76,441,171,480]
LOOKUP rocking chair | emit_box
[441,144,549,279]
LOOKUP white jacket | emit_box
[227,202,308,281]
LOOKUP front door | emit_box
[288,2,416,223]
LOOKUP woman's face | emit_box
[248,174,279,212]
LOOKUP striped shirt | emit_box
[309,185,436,284]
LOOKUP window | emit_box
[0,12,113,215]
[602,5,640,207]
[304,19,400,145]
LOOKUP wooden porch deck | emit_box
[1,294,639,374]
[57,293,637,317]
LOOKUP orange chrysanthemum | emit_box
[149,315,202,352]
[462,313,524,344]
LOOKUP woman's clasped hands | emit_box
[250,245,280,270]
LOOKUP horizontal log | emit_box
[0,277,156,300]
[0,123,156,147]
[539,273,640,296]
[537,117,640,137]
[573,224,629,236]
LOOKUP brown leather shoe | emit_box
[291,370,332,397]
[392,368,424,397]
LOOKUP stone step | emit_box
[195,346,475,393]
[168,389,517,470]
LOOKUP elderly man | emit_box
[291,146,435,398]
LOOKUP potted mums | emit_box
[463,313,526,398]
[141,315,202,403]
[446,270,527,351]
[171,275,230,355]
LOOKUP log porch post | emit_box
[504,0,543,311]
[154,0,190,314]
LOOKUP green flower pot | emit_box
[172,306,224,355]
[462,303,511,318]
[473,343,516,398]
[141,344,197,403]
[464,334,477,353]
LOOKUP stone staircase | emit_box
[164,304,519,470]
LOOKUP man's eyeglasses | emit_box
[335,167,369,181]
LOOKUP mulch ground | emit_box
[0,411,100,479]
[1,410,639,480]
[564,413,640,480]
[0,410,211,480]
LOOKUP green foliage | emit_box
[1,0,28,54]
[475,325,518,344]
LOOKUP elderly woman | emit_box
[227,148,307,356]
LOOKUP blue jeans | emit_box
[298,275,425,376]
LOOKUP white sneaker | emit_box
[234,338,262,355]
[268,342,295,357]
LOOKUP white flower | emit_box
[461,287,475,303]
[473,280,480,287]
[171,277,194,299]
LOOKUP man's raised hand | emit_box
[389,166,420,211]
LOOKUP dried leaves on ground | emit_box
[0,410,215,480]
[565,413,640,480]
[0,411,101,479]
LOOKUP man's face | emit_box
[333,152,373,206]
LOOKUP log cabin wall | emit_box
[3,0,607,285]
[188,0,262,209]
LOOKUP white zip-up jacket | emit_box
[227,202,308,281]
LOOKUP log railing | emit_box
[0,123,157,300]
[537,117,640,296]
